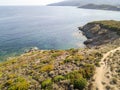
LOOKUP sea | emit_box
[0,6,120,61]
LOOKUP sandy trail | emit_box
[93,47,120,90]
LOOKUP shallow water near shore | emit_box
[0,6,120,61]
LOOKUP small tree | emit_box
[73,77,87,90]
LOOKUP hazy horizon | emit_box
[0,0,65,6]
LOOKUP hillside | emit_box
[0,20,120,90]
[48,0,81,6]
[79,4,120,11]
[48,0,120,6]
[0,47,104,90]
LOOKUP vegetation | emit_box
[41,79,53,90]
[54,75,65,82]
[65,71,87,89]
[0,47,103,90]
[91,20,120,35]
[40,64,54,72]
[73,77,87,90]
[1,76,29,90]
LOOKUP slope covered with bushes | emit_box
[0,48,103,90]
[91,20,120,35]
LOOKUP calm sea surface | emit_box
[0,6,120,61]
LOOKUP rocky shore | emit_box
[79,20,120,47]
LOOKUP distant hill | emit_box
[48,0,120,6]
[79,4,120,11]
[48,0,81,6]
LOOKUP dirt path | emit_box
[93,47,120,90]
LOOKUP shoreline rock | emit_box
[79,20,120,47]
[25,47,39,53]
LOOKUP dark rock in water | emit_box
[84,39,93,44]
[78,26,83,30]
[25,47,39,53]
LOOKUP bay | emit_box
[0,6,120,61]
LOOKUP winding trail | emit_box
[93,47,120,90]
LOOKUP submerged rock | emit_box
[25,47,39,53]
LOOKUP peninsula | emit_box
[79,4,120,11]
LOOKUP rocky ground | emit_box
[0,48,103,90]
[89,47,120,90]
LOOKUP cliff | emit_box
[79,20,120,47]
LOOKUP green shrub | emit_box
[0,72,2,78]
[64,56,72,63]
[51,52,62,58]
[83,64,95,79]
[40,64,54,72]
[7,77,30,90]
[64,59,71,63]
[73,77,87,90]
[95,52,103,57]
[95,62,100,67]
[69,48,79,55]
[54,75,65,82]
[41,79,53,90]
[66,71,82,83]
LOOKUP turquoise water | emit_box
[0,6,120,61]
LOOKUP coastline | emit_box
[0,20,120,90]
[78,20,120,47]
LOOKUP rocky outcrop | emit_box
[79,21,120,47]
